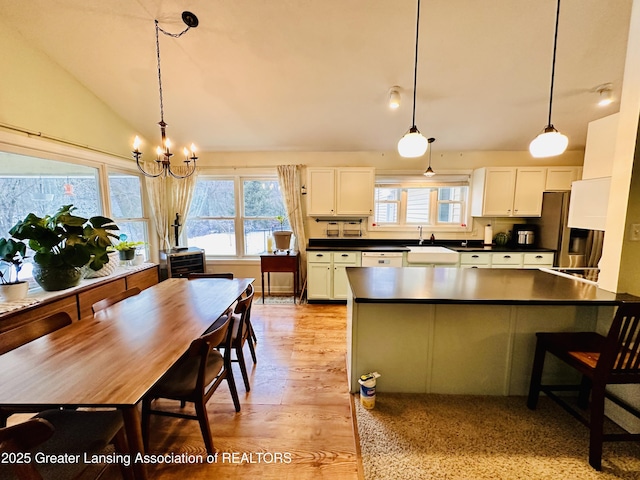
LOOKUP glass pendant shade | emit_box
[398,126,428,158]
[529,125,568,158]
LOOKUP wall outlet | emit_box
[631,224,640,241]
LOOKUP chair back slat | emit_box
[91,287,141,314]
[0,312,72,355]
[600,304,640,376]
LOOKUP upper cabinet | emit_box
[471,167,546,217]
[545,167,582,191]
[307,167,375,216]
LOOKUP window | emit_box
[0,152,103,280]
[373,177,469,228]
[186,176,288,257]
[108,171,150,258]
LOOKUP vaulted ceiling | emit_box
[0,0,632,153]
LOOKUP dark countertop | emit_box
[306,238,554,253]
[345,267,637,305]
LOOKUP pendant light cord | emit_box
[547,0,561,127]
[411,0,421,128]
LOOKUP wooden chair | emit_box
[187,272,234,279]
[188,273,258,346]
[0,409,130,480]
[141,312,240,455]
[0,312,73,427]
[527,302,640,470]
[91,287,141,314]
[218,284,256,392]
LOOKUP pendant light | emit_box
[398,0,428,158]
[529,0,568,158]
[424,137,436,177]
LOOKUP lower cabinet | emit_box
[307,251,361,301]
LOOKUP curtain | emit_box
[277,165,307,284]
[144,163,198,251]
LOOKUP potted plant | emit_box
[0,237,29,301]
[110,236,146,261]
[9,204,119,291]
[272,214,293,251]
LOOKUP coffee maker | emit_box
[510,224,539,248]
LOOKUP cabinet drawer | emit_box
[460,253,490,265]
[308,251,332,263]
[523,252,554,266]
[126,266,159,291]
[491,253,523,266]
[332,251,359,264]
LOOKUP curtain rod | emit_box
[0,121,131,161]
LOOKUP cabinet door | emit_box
[336,168,374,216]
[307,168,336,215]
[545,167,581,191]
[307,262,332,300]
[481,168,517,216]
[513,168,546,216]
[333,264,351,300]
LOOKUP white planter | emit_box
[84,251,120,278]
[0,281,29,302]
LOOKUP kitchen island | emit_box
[346,267,634,396]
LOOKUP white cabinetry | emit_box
[545,167,582,191]
[307,251,361,300]
[471,167,546,217]
[459,251,554,269]
[307,168,375,216]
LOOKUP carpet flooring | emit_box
[355,393,640,480]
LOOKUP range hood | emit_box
[567,177,610,231]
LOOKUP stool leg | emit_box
[527,339,546,410]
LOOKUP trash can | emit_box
[358,372,381,409]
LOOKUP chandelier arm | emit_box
[410,0,421,128]
[135,159,165,178]
[547,0,561,127]
[167,162,197,180]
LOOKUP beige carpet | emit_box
[354,393,640,480]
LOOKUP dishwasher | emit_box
[361,251,404,267]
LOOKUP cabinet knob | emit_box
[504,255,511,258]
[535,255,543,259]
[341,254,348,257]
[472,255,479,258]
[316,254,324,257]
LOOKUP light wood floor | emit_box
[105,300,360,479]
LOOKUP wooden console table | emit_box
[260,252,299,304]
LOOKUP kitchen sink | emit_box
[406,246,460,264]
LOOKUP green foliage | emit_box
[9,205,119,271]
[110,240,146,251]
[0,237,27,284]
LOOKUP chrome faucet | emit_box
[418,225,424,245]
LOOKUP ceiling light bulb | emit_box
[529,125,568,158]
[398,126,428,158]
[389,88,401,109]
[598,88,613,106]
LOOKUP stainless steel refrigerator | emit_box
[530,191,574,267]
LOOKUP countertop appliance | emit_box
[361,251,403,267]
[510,224,539,248]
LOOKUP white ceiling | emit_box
[0,0,633,153]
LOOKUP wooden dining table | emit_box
[0,276,253,480]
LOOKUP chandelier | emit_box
[132,11,199,179]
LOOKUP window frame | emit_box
[372,175,471,233]
[186,174,285,259]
